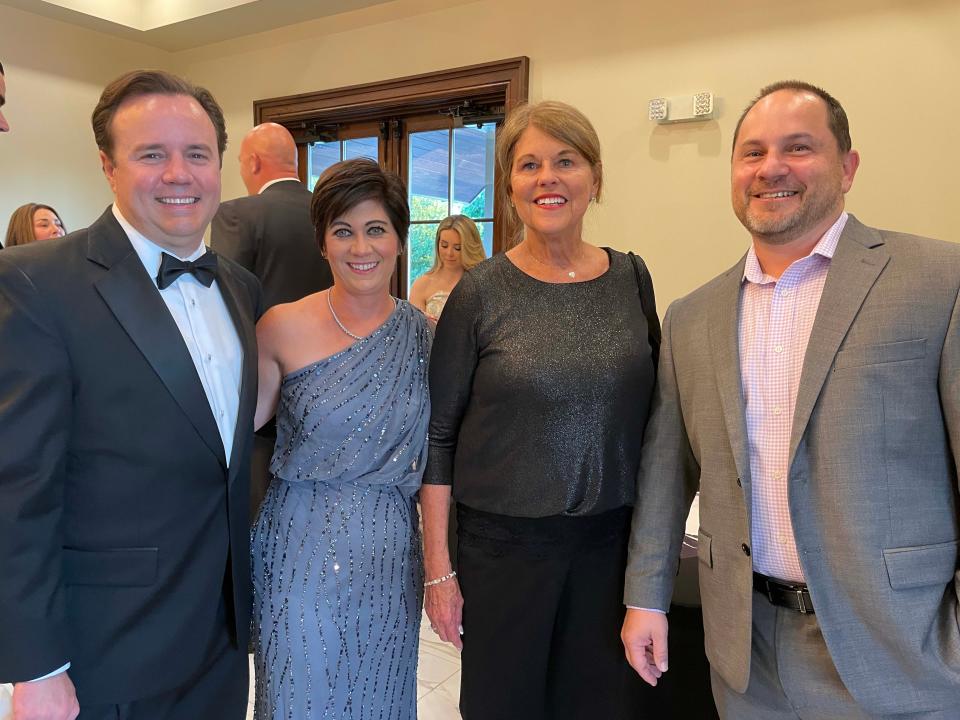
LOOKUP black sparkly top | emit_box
[424,248,658,517]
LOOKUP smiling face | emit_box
[437,228,462,270]
[32,207,65,240]
[100,93,221,256]
[508,125,598,244]
[324,198,400,297]
[731,89,859,248]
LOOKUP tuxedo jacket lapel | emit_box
[88,211,227,467]
[708,257,753,510]
[789,216,889,464]
[215,258,258,475]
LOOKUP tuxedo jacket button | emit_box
[741,543,751,556]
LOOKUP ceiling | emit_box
[0,0,401,51]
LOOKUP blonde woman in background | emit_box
[409,214,486,321]
[4,203,66,248]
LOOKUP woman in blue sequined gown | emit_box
[252,159,430,720]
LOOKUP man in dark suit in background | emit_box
[211,121,332,309]
[0,69,260,720]
[212,122,332,521]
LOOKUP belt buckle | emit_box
[794,588,810,614]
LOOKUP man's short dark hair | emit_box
[92,69,227,162]
[732,80,852,156]
[310,158,410,253]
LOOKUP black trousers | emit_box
[456,505,654,720]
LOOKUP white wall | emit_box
[2,0,958,307]
[0,4,170,234]
[176,0,960,305]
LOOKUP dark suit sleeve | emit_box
[0,257,73,681]
[211,201,257,273]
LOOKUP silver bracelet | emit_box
[424,571,457,587]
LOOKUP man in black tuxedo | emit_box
[0,70,260,720]
[212,122,331,522]
[211,121,332,309]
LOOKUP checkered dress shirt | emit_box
[738,212,848,583]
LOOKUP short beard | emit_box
[735,182,842,247]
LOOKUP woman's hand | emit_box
[419,483,463,649]
[424,577,464,650]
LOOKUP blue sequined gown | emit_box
[252,301,430,720]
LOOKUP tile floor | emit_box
[245,609,462,719]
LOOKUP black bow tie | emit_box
[156,251,218,290]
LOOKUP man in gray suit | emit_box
[212,123,332,520]
[622,80,960,718]
[211,122,332,309]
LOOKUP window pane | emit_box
[344,136,379,162]
[409,130,450,222]
[307,141,341,190]
[407,223,438,295]
[452,123,496,219]
[476,221,494,259]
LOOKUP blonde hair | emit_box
[427,214,486,273]
[4,203,66,248]
[495,100,603,244]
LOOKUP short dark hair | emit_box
[732,80,852,155]
[310,158,410,253]
[92,69,227,162]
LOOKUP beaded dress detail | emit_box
[252,300,430,720]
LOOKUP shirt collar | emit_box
[742,211,848,285]
[258,177,299,194]
[112,203,207,280]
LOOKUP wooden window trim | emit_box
[253,57,529,258]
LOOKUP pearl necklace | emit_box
[327,290,395,341]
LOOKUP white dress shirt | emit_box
[114,205,243,463]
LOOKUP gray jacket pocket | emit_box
[883,540,957,590]
[834,338,926,370]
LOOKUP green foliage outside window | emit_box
[407,189,489,287]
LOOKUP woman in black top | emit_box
[421,100,660,720]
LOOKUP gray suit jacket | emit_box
[625,216,960,715]
[211,180,332,309]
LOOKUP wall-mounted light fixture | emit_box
[648,92,715,124]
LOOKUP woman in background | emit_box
[422,101,660,720]
[252,158,430,720]
[409,214,486,321]
[4,203,66,248]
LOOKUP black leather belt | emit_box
[753,572,815,614]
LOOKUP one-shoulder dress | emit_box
[252,300,431,720]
